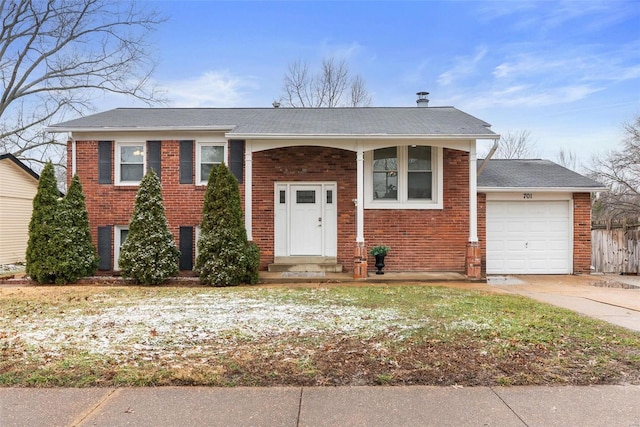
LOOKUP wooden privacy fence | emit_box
[592,220,640,274]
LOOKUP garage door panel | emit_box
[507,222,527,232]
[487,200,571,274]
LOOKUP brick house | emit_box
[47,104,605,279]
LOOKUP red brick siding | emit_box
[364,149,471,272]
[72,141,484,274]
[573,192,592,274]
[71,140,207,272]
[251,146,357,270]
[477,193,487,274]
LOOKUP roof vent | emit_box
[416,91,429,107]
[272,101,281,108]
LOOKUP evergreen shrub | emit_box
[118,170,180,284]
[196,163,260,286]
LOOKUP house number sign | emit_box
[523,193,533,199]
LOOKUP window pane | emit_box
[408,146,431,171]
[201,146,224,163]
[373,171,397,199]
[120,229,128,248]
[121,164,143,181]
[373,147,397,171]
[201,163,214,182]
[296,190,316,204]
[121,146,144,163]
[408,172,432,199]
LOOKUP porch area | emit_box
[259,270,471,284]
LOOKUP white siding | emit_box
[0,160,39,264]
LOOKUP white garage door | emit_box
[486,200,572,274]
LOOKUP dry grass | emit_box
[1,284,639,387]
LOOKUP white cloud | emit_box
[160,71,260,108]
[437,47,487,86]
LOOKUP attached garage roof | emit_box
[47,107,498,139]
[478,159,607,192]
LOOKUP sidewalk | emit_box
[2,385,640,427]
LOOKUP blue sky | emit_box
[131,0,640,164]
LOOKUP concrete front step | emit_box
[268,263,343,273]
[268,257,343,273]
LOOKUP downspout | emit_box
[477,138,500,177]
[71,135,76,177]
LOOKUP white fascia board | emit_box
[478,186,608,193]
[46,126,236,133]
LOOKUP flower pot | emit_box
[374,254,386,275]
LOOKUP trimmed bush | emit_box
[25,162,60,283]
[49,175,99,284]
[118,170,180,285]
[196,163,260,286]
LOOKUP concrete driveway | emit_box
[487,274,640,332]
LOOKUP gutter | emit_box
[478,186,609,193]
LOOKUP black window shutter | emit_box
[180,140,194,184]
[98,141,112,184]
[229,139,245,183]
[179,226,194,270]
[97,226,112,270]
[147,140,161,180]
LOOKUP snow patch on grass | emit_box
[5,291,429,364]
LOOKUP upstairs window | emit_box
[115,143,145,185]
[408,146,432,200]
[196,142,227,184]
[365,145,442,209]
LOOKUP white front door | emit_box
[290,185,323,255]
[274,182,337,257]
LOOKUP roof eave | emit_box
[226,133,500,140]
[46,125,237,133]
[478,186,609,193]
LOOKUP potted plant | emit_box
[369,245,390,275]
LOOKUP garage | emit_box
[486,199,572,274]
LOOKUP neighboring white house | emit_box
[0,154,39,265]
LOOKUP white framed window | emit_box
[196,142,227,184]
[114,226,129,271]
[115,142,145,185]
[365,145,443,209]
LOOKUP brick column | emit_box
[465,242,482,279]
[353,242,367,279]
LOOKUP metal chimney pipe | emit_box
[416,91,429,107]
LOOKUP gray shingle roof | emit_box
[478,159,607,191]
[48,107,497,137]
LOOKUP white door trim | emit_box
[274,182,337,257]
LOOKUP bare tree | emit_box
[281,57,372,108]
[556,148,579,171]
[588,115,640,220]
[478,130,538,159]
[0,0,166,170]
[493,130,538,159]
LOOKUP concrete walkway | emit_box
[2,385,640,427]
[488,274,640,332]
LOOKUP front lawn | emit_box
[1,285,638,387]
